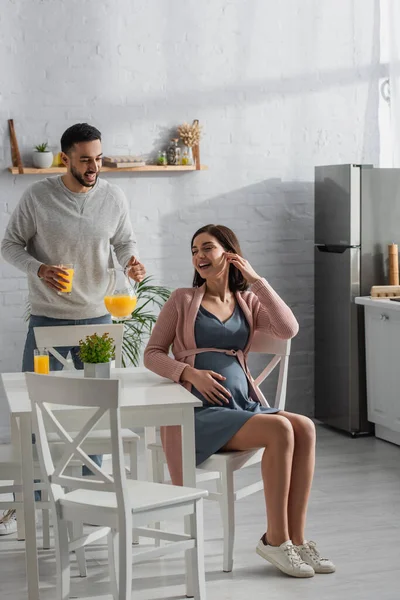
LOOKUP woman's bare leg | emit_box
[278,412,316,545]
[223,414,294,545]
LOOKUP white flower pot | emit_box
[32,151,54,169]
[84,362,111,379]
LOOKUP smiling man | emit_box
[0,123,145,532]
[2,122,145,359]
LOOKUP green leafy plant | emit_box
[120,276,170,367]
[78,333,115,364]
[34,142,49,152]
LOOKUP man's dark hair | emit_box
[60,123,101,154]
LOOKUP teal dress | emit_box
[192,304,279,466]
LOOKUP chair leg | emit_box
[117,517,133,600]
[66,466,87,577]
[16,506,26,541]
[67,521,87,577]
[144,426,157,481]
[128,441,139,545]
[14,475,26,540]
[108,530,119,600]
[152,448,165,547]
[128,441,138,481]
[188,499,206,600]
[74,522,87,577]
[217,465,235,572]
[41,487,51,550]
[12,418,25,540]
[54,517,71,600]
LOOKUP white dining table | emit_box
[1,367,202,600]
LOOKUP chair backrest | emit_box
[249,332,291,410]
[33,324,124,369]
[25,373,128,509]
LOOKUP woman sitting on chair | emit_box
[144,224,335,578]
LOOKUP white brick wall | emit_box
[0,0,380,437]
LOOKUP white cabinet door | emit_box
[364,306,400,431]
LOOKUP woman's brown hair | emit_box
[191,224,249,292]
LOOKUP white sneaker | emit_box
[0,510,17,536]
[256,537,315,578]
[296,540,336,574]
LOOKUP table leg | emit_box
[20,415,40,600]
[181,408,197,598]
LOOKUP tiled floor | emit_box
[1,424,399,599]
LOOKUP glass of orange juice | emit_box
[57,263,75,296]
[34,349,49,374]
[104,267,137,321]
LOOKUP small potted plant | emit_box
[33,142,54,168]
[78,333,115,379]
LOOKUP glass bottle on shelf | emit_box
[181,148,189,165]
[167,139,180,165]
[157,150,167,166]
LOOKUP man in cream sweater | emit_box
[0,123,145,533]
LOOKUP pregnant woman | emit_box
[144,224,335,578]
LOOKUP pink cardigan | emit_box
[144,278,299,485]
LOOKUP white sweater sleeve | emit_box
[1,191,42,275]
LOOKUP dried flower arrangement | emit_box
[177,120,202,148]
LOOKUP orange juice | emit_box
[104,295,137,318]
[59,268,74,293]
[34,354,49,374]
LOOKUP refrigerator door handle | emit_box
[315,244,360,254]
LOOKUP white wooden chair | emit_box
[149,333,291,572]
[33,324,124,371]
[0,445,26,531]
[33,324,139,481]
[26,373,207,600]
[0,428,101,552]
[0,442,50,544]
[33,324,140,562]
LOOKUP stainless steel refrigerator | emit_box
[315,164,400,434]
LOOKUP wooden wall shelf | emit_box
[8,165,207,175]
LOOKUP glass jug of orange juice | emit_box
[104,267,137,321]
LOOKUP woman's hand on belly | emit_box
[181,366,231,406]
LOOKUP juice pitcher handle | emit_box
[105,267,117,297]
[124,266,139,294]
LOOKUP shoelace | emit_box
[283,543,306,567]
[0,510,16,527]
[303,541,328,562]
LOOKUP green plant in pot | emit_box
[78,333,115,378]
[33,142,54,168]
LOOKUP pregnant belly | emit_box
[193,353,250,408]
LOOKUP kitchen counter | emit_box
[355,296,400,446]
[355,296,400,311]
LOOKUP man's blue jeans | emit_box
[23,314,112,501]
